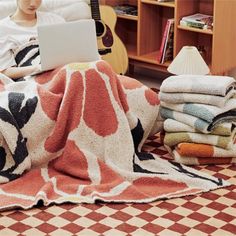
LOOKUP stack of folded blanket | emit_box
[159,74,236,165]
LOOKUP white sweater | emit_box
[0,11,65,71]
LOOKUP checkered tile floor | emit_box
[0,135,235,236]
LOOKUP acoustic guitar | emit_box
[90,0,128,75]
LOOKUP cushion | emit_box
[0,0,91,21]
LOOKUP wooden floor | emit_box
[127,66,168,90]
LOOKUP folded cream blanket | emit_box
[164,128,236,149]
[164,119,233,136]
[159,90,236,108]
[160,75,236,96]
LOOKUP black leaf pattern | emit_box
[0,147,6,170]
[0,93,38,181]
[171,162,223,186]
[9,92,38,129]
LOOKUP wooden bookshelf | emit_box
[100,0,236,75]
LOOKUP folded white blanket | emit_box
[160,75,236,96]
[163,119,233,136]
[159,90,236,108]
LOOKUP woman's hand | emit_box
[2,65,41,80]
[31,64,42,74]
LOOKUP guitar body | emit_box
[96,6,128,75]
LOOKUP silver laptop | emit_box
[34,19,100,74]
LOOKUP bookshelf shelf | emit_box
[101,0,236,75]
[177,25,213,35]
[117,14,138,21]
[140,51,160,64]
[140,51,171,66]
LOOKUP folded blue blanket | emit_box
[160,107,236,133]
[161,98,236,124]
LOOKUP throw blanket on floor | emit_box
[160,75,236,96]
[0,61,230,211]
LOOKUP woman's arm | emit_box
[2,65,41,80]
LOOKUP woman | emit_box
[0,0,65,80]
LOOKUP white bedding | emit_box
[0,0,91,21]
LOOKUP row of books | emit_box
[157,18,174,64]
[113,1,174,17]
[180,13,213,30]
[113,4,137,16]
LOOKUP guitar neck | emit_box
[90,0,101,21]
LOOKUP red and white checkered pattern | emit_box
[0,135,235,236]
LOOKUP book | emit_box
[181,13,213,29]
[161,19,174,63]
[180,20,206,29]
[157,18,174,63]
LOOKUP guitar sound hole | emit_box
[95,21,105,37]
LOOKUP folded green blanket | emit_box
[164,128,236,149]
[164,119,233,136]
[160,75,236,96]
[159,90,235,108]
